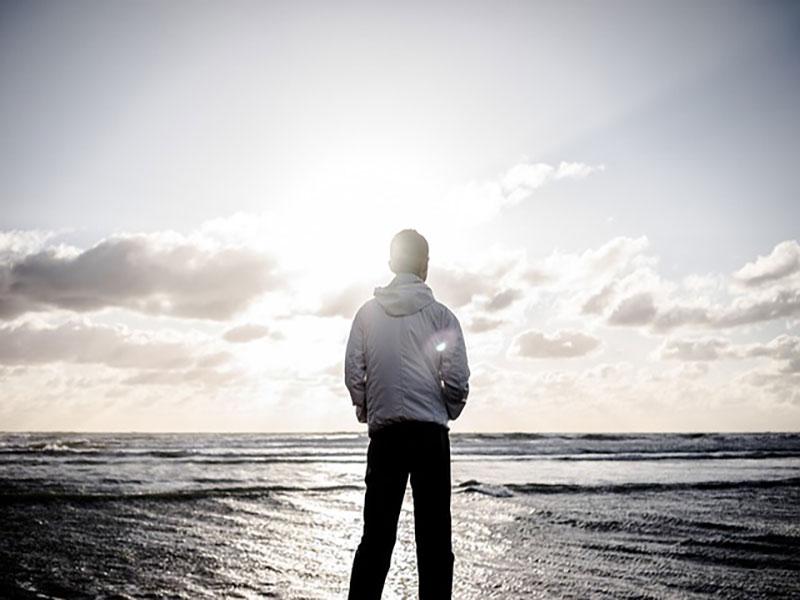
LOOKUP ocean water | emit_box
[1,431,799,599]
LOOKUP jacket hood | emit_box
[374,272,436,316]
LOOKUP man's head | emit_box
[389,229,429,281]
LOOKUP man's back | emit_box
[344,272,470,433]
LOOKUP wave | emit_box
[0,483,363,505]
[4,447,800,464]
[546,450,800,461]
[455,476,800,497]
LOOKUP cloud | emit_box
[649,289,800,332]
[579,236,651,280]
[223,323,280,343]
[660,334,800,375]
[733,240,800,287]
[715,288,800,328]
[675,362,710,379]
[0,229,59,260]
[740,370,800,405]
[467,316,507,333]
[513,329,601,359]
[553,161,606,180]
[651,305,711,331]
[660,337,730,361]
[0,319,245,392]
[485,288,524,312]
[740,335,800,374]
[501,161,605,205]
[427,266,495,308]
[522,267,555,286]
[440,159,605,226]
[120,368,240,387]
[0,232,280,321]
[525,236,654,295]
[314,283,373,318]
[581,282,616,315]
[0,319,225,370]
[501,162,557,205]
[608,292,658,326]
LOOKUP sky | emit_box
[1,0,799,432]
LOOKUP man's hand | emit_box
[355,404,367,423]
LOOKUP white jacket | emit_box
[344,272,470,433]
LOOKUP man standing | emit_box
[345,229,470,599]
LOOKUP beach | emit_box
[1,432,799,599]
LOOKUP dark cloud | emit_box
[581,282,616,315]
[0,234,280,320]
[485,288,523,312]
[715,289,800,328]
[652,306,711,332]
[467,316,506,333]
[653,289,800,332]
[607,292,657,326]
[514,329,601,359]
[741,335,800,374]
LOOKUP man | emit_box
[345,229,470,599]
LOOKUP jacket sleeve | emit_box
[344,307,368,423]
[439,309,470,420]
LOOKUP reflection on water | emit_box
[1,432,799,598]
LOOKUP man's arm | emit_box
[344,307,368,423]
[439,309,470,420]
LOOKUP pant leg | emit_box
[348,430,409,600]
[409,424,454,600]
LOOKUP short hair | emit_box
[390,229,429,274]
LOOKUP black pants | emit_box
[348,420,454,599]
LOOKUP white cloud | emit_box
[501,162,555,205]
[0,229,59,260]
[441,159,605,227]
[553,161,606,180]
[501,160,605,205]
[526,235,655,294]
[733,240,800,287]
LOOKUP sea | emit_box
[1,431,798,599]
